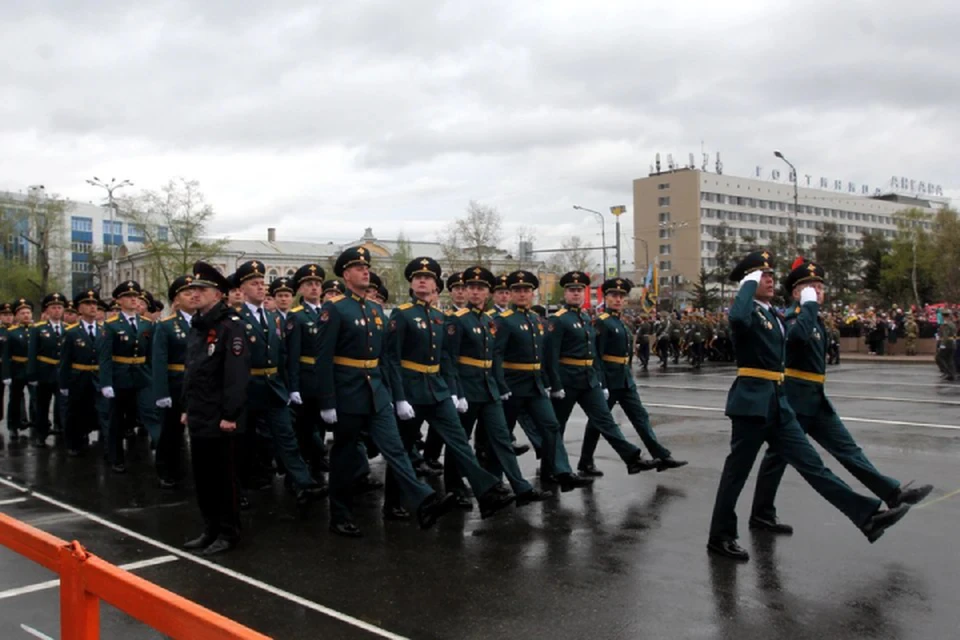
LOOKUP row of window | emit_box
[658,197,670,206]
[71,217,169,242]
[657,183,670,190]
[700,192,931,227]
[699,219,899,241]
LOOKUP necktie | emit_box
[129,316,137,332]
[258,308,269,337]
[88,324,96,340]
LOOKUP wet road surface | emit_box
[1,362,958,639]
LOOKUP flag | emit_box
[640,263,657,311]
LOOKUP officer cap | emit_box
[293,263,326,290]
[368,271,389,303]
[141,290,156,311]
[462,266,495,289]
[151,298,165,313]
[41,292,67,309]
[322,279,345,296]
[729,250,776,282]
[13,298,33,313]
[494,273,511,291]
[112,280,142,300]
[445,271,466,290]
[64,300,77,312]
[73,289,100,307]
[531,304,547,317]
[268,276,295,297]
[601,277,632,295]
[404,257,442,283]
[334,246,372,277]
[235,260,266,284]
[559,271,588,289]
[168,275,195,302]
[507,270,539,289]
[188,260,231,294]
[0,302,12,314]
[783,257,825,292]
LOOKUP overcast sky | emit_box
[3,0,958,276]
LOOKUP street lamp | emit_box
[632,236,649,276]
[87,177,133,288]
[773,150,799,254]
[573,205,607,276]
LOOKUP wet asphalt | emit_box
[1,361,958,640]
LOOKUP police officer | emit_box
[494,270,591,492]
[749,258,933,535]
[181,261,249,556]
[59,290,103,456]
[707,251,911,562]
[269,277,296,321]
[544,272,654,476]
[152,275,197,488]
[384,258,516,519]
[3,299,35,443]
[578,278,687,477]
[318,247,457,537]
[27,293,67,447]
[227,274,245,312]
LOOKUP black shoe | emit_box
[656,457,689,472]
[707,538,749,562]
[417,492,458,530]
[200,537,236,556]
[512,443,530,456]
[887,481,934,508]
[294,490,312,518]
[382,505,410,521]
[516,488,553,506]
[31,438,48,449]
[67,449,82,457]
[748,516,794,535]
[577,463,605,478]
[478,489,516,519]
[330,522,363,538]
[352,475,384,495]
[183,533,217,550]
[556,472,594,492]
[861,504,911,543]
[627,452,659,475]
[111,464,126,474]
[313,456,330,473]
[453,494,474,511]
[302,483,329,499]
[158,478,178,490]
[423,458,443,471]
[414,461,443,478]
[491,483,512,496]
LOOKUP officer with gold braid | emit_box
[28,293,67,448]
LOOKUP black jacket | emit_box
[182,302,250,438]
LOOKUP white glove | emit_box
[102,386,115,399]
[740,270,763,287]
[60,388,69,397]
[289,391,303,405]
[2,379,10,386]
[603,388,610,400]
[800,287,818,305]
[550,389,566,400]
[456,397,468,413]
[28,381,37,387]
[155,397,173,408]
[500,392,512,401]
[451,395,460,408]
[321,409,338,424]
[396,400,416,421]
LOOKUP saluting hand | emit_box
[219,419,237,432]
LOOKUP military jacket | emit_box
[59,322,102,390]
[939,321,957,347]
[685,320,705,344]
[443,304,500,402]
[98,314,153,390]
[237,304,289,408]
[782,301,835,417]
[27,321,64,385]
[285,303,324,397]
[544,305,603,392]
[2,324,33,381]
[152,311,191,401]
[317,291,391,414]
[725,280,787,419]
[904,320,919,338]
[493,306,548,398]
[595,311,636,391]
[384,298,453,405]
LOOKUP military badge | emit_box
[232,336,244,356]
[447,324,456,335]
[287,319,295,332]
[320,311,329,323]
[389,319,397,331]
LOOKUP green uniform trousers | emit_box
[552,386,640,462]
[579,387,671,466]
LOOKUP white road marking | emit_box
[0,498,28,506]
[0,477,409,640]
[637,383,960,406]
[646,371,948,388]
[19,624,54,640]
[0,556,178,601]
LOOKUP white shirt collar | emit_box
[245,301,264,318]
[179,311,193,324]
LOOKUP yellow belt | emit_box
[333,356,379,369]
[601,355,629,365]
[458,356,492,369]
[503,361,540,371]
[37,355,60,366]
[71,363,99,372]
[560,357,593,367]
[401,360,440,374]
[113,356,146,365]
[167,364,185,372]
[785,368,826,384]
[250,367,278,376]
[737,367,784,382]
[11,356,27,363]
[299,356,316,365]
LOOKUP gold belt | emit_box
[560,357,593,367]
[71,363,99,372]
[37,355,60,366]
[333,356,379,369]
[601,355,629,365]
[401,360,440,374]
[11,356,27,363]
[250,367,278,376]
[299,356,316,365]
[113,356,146,365]
[167,364,185,372]
[737,367,784,382]
[503,361,540,371]
[785,368,826,384]
[458,356,492,369]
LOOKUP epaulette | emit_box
[65,322,79,331]
[290,305,303,313]
[499,310,514,318]
[33,320,48,327]
[330,294,347,304]
[484,309,497,316]
[455,308,470,317]
[106,317,119,323]
[553,308,568,317]
[140,315,153,323]
[444,309,453,317]
[229,315,242,322]
[398,302,414,310]
[161,314,177,322]
[599,313,610,320]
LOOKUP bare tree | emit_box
[547,235,593,274]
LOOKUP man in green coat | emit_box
[936,309,957,381]
[59,290,104,455]
[27,293,67,447]
[3,299,35,443]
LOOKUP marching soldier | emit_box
[707,251,911,562]
[0,302,10,431]
[27,293,67,447]
[63,300,79,327]
[491,274,510,313]
[227,275,245,311]
[383,257,516,518]
[685,313,705,369]
[904,313,919,356]
[3,299,35,443]
[936,310,956,381]
[59,290,103,456]
[578,278,687,477]
[446,272,467,310]
[654,313,673,370]
[322,279,345,302]
[749,258,932,535]
[318,246,457,537]
[494,270,592,491]
[269,277,296,321]
[152,275,197,489]
[634,314,653,371]
[181,261,249,556]
[544,272,656,476]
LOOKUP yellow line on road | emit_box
[916,488,960,510]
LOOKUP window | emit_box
[659,260,672,271]
[71,217,93,232]
[72,262,90,273]
[128,223,145,242]
[659,244,671,255]
[157,226,169,241]
[659,229,670,239]
[702,208,714,219]
[71,242,92,253]
[267,268,279,283]
[658,183,670,190]
[659,211,671,223]
[658,196,671,206]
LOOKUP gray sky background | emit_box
[3,0,957,276]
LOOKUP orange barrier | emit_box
[0,511,271,640]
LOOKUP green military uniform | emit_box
[904,316,919,356]
[634,317,652,370]
[936,313,956,380]
[685,316,706,369]
[285,303,328,472]
[58,290,103,454]
[3,301,34,438]
[27,310,65,445]
[654,315,674,369]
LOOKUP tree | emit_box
[385,233,414,300]
[439,201,503,269]
[739,232,757,254]
[881,209,935,307]
[0,190,70,300]
[121,178,228,293]
[547,235,593,274]
[711,222,738,301]
[812,222,855,302]
[859,230,891,298]
[932,208,960,302]
[691,267,716,311]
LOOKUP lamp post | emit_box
[573,205,607,276]
[86,177,133,289]
[610,205,627,276]
[773,150,799,254]
[632,236,649,275]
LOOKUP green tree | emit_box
[0,190,70,300]
[932,208,960,302]
[859,230,891,298]
[691,267,716,311]
[385,233,414,300]
[812,222,855,302]
[711,222,738,300]
[881,209,935,307]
